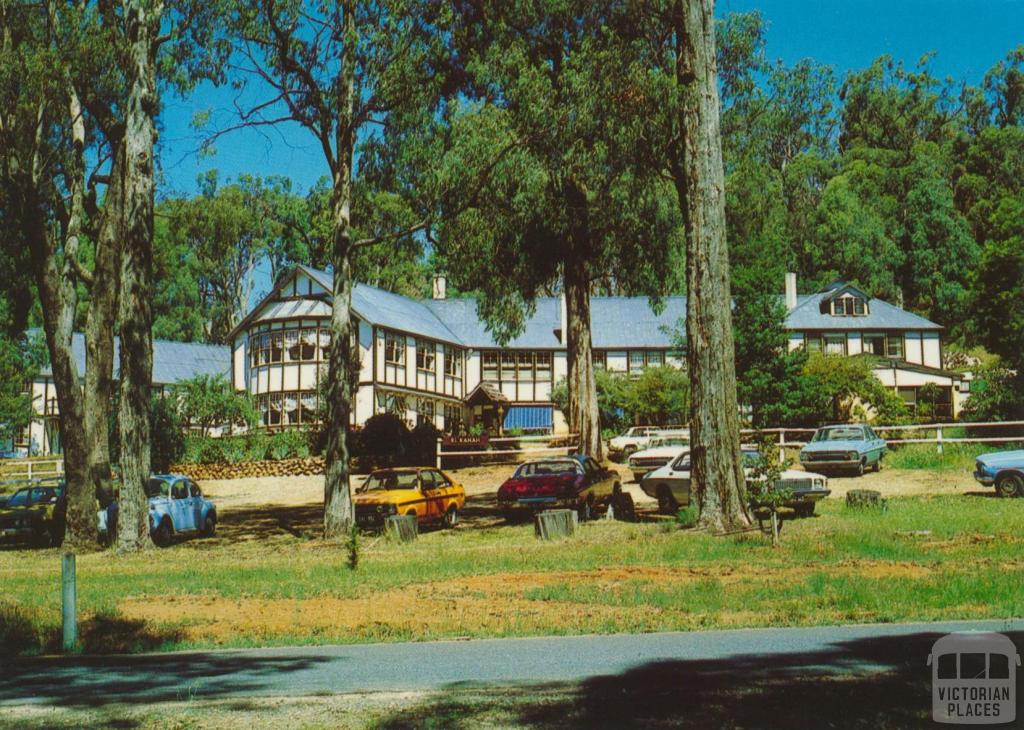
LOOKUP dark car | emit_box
[0,479,67,547]
[496,454,622,522]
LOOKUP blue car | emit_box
[799,424,887,476]
[973,450,1024,498]
[98,474,217,547]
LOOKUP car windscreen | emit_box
[146,478,171,498]
[649,437,688,448]
[813,427,864,442]
[6,489,30,508]
[514,461,580,478]
[362,471,419,491]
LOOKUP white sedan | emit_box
[627,437,690,481]
[640,449,830,516]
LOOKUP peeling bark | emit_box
[670,0,749,532]
[116,0,161,552]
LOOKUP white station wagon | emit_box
[641,449,831,516]
[627,436,690,481]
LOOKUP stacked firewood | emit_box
[170,456,326,481]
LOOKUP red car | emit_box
[496,455,623,522]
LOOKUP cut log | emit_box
[535,509,578,540]
[384,515,418,543]
[846,489,886,510]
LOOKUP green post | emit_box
[62,552,76,652]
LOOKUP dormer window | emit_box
[830,296,868,316]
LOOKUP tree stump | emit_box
[846,489,886,510]
[384,515,418,542]
[535,509,578,540]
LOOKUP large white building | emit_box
[12,266,966,456]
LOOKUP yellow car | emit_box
[354,467,465,529]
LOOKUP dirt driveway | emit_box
[197,461,982,531]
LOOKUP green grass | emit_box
[884,442,1003,471]
[2,494,1023,656]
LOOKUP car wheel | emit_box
[622,446,637,460]
[797,503,815,518]
[202,514,216,538]
[578,499,592,522]
[406,509,417,518]
[856,459,865,477]
[442,505,459,529]
[995,473,1023,498]
[872,459,880,473]
[152,519,172,547]
[657,485,679,516]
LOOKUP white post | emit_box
[62,552,77,651]
[27,461,32,480]
[779,429,786,464]
[936,426,943,455]
[436,437,442,469]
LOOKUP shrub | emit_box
[409,421,442,466]
[267,429,311,460]
[358,414,411,469]
[676,505,699,528]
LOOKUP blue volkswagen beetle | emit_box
[799,424,887,476]
[98,474,217,547]
[973,450,1024,498]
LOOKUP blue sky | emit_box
[157,0,1024,198]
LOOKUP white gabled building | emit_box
[11,267,966,456]
[226,265,686,435]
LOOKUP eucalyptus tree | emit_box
[219,0,452,537]
[633,0,749,531]
[432,0,683,460]
[0,0,221,550]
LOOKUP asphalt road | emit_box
[1,620,1020,708]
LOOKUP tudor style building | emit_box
[12,266,966,456]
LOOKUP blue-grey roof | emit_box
[784,290,942,331]
[292,268,941,348]
[39,333,230,385]
[303,265,687,349]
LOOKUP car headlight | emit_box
[848,451,858,460]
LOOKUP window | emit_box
[629,351,645,371]
[593,351,606,370]
[863,334,885,356]
[501,352,516,379]
[536,352,552,380]
[444,345,462,377]
[377,391,407,416]
[285,330,300,361]
[301,392,317,423]
[517,352,534,381]
[259,334,271,365]
[14,425,29,448]
[270,333,284,363]
[284,393,300,425]
[482,351,499,380]
[647,351,665,367]
[418,398,435,426]
[824,334,846,355]
[805,335,822,353]
[886,334,904,359]
[384,332,406,365]
[416,340,435,371]
[259,396,270,426]
[443,402,463,432]
[268,393,283,426]
[853,298,866,315]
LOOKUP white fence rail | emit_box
[0,459,65,481]
[743,420,1024,456]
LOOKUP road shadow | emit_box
[0,649,335,709]
[375,630,1024,729]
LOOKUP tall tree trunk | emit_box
[83,154,122,519]
[563,181,603,460]
[323,8,356,539]
[29,211,95,550]
[671,0,749,532]
[116,0,160,552]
